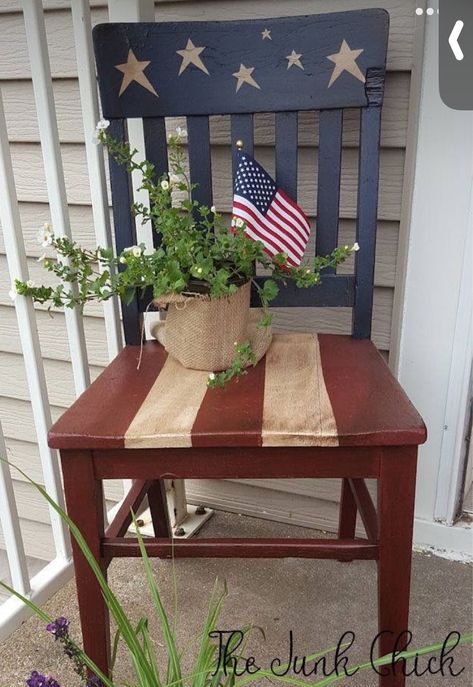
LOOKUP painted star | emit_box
[286,50,304,70]
[327,40,365,88]
[261,28,272,40]
[232,64,261,92]
[176,38,209,76]
[115,49,158,97]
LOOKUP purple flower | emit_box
[26,671,61,687]
[86,677,104,687]
[41,616,102,687]
[46,617,69,640]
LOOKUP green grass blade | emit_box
[132,511,182,687]
[110,628,121,680]
[136,617,163,687]
[193,578,229,687]
[5,461,159,687]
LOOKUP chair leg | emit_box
[61,449,110,677]
[377,447,417,687]
[147,479,172,537]
[338,478,357,561]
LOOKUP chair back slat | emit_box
[231,114,254,178]
[353,98,382,339]
[143,117,168,249]
[316,109,343,273]
[275,111,298,200]
[186,115,212,212]
[107,119,142,344]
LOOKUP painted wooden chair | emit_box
[48,10,426,686]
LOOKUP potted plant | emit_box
[14,123,357,387]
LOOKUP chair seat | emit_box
[48,333,426,450]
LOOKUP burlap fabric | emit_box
[151,281,272,371]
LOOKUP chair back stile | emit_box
[93,10,389,345]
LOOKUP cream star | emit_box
[327,40,365,88]
[232,64,261,93]
[176,38,209,76]
[261,28,272,40]
[114,49,158,98]
[286,50,304,70]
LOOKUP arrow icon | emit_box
[449,20,464,61]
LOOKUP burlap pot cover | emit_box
[151,281,272,371]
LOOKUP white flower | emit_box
[26,279,35,288]
[196,266,203,275]
[210,205,216,213]
[8,284,17,301]
[160,179,170,191]
[37,225,53,247]
[96,118,110,131]
[235,218,244,228]
[169,173,180,184]
[352,242,360,252]
[175,126,187,138]
[208,372,216,381]
[231,218,236,227]
[119,256,127,264]
[132,246,142,258]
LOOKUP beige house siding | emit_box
[0,0,421,558]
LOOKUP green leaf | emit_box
[262,279,279,302]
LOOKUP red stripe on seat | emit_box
[318,334,427,446]
[191,354,267,447]
[48,343,168,449]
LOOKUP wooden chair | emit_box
[48,10,426,686]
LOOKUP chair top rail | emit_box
[93,10,389,119]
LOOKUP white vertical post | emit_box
[107,0,190,528]
[108,0,155,251]
[0,92,71,560]
[22,0,90,395]
[71,0,122,361]
[107,0,155,500]
[0,423,30,597]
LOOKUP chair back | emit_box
[93,10,389,345]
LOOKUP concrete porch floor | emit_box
[0,512,471,686]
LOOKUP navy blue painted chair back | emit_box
[93,10,389,346]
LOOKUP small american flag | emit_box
[232,153,311,267]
